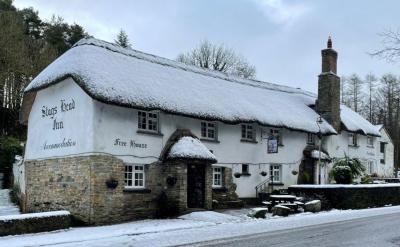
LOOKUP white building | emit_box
[20,37,394,212]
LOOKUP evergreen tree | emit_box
[115,29,131,48]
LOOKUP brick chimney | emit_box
[316,37,341,132]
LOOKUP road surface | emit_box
[190,212,400,247]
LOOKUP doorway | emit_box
[187,164,205,208]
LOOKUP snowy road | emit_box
[191,212,400,247]
[2,206,400,246]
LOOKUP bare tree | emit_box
[345,74,364,113]
[364,73,378,122]
[370,29,400,63]
[177,40,256,79]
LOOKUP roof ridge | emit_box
[73,38,316,98]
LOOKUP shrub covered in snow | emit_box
[331,165,352,184]
[330,157,365,184]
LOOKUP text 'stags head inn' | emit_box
[18,37,393,224]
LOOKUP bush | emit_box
[333,157,365,178]
[331,165,352,184]
[361,175,373,184]
[0,136,23,188]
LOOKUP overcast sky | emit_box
[14,0,400,93]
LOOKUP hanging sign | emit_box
[267,137,278,153]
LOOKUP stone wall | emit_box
[25,155,217,225]
[289,185,400,210]
[212,167,244,209]
[0,211,70,236]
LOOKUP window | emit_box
[307,133,315,145]
[270,129,282,145]
[367,136,374,147]
[138,111,159,132]
[241,164,249,175]
[241,124,255,141]
[366,160,374,174]
[269,164,281,182]
[201,121,217,140]
[348,133,357,146]
[125,164,145,188]
[213,167,223,187]
[380,142,386,164]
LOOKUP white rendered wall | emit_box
[25,78,95,160]
[25,79,394,198]
[375,128,395,177]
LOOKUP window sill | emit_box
[278,144,284,147]
[137,130,163,137]
[348,145,359,148]
[269,182,284,186]
[200,138,220,143]
[240,139,258,144]
[241,173,251,177]
[212,187,227,192]
[367,145,374,148]
[123,188,152,193]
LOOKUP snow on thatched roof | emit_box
[167,136,216,161]
[24,38,378,136]
[341,106,380,136]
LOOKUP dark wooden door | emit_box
[187,164,205,208]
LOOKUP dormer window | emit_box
[367,136,374,147]
[201,121,217,141]
[307,133,315,145]
[348,133,357,147]
[138,111,159,132]
[270,129,282,145]
[241,124,255,141]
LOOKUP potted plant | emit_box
[106,178,119,189]
[234,172,242,178]
[260,171,267,176]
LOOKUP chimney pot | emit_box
[327,36,332,49]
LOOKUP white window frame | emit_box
[367,160,374,174]
[269,164,282,183]
[270,129,282,145]
[348,133,357,147]
[125,164,145,188]
[307,133,315,145]
[213,167,223,188]
[201,121,217,140]
[367,136,374,147]
[138,111,159,133]
[241,124,255,141]
[380,142,386,164]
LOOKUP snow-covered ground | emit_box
[1,206,400,247]
[0,189,20,216]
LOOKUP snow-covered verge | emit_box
[0,211,69,222]
[0,189,20,216]
[290,183,400,189]
[2,206,400,247]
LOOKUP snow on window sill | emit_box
[200,138,220,143]
[240,139,258,144]
[137,129,163,137]
[269,182,284,186]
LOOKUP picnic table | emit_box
[263,195,298,212]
